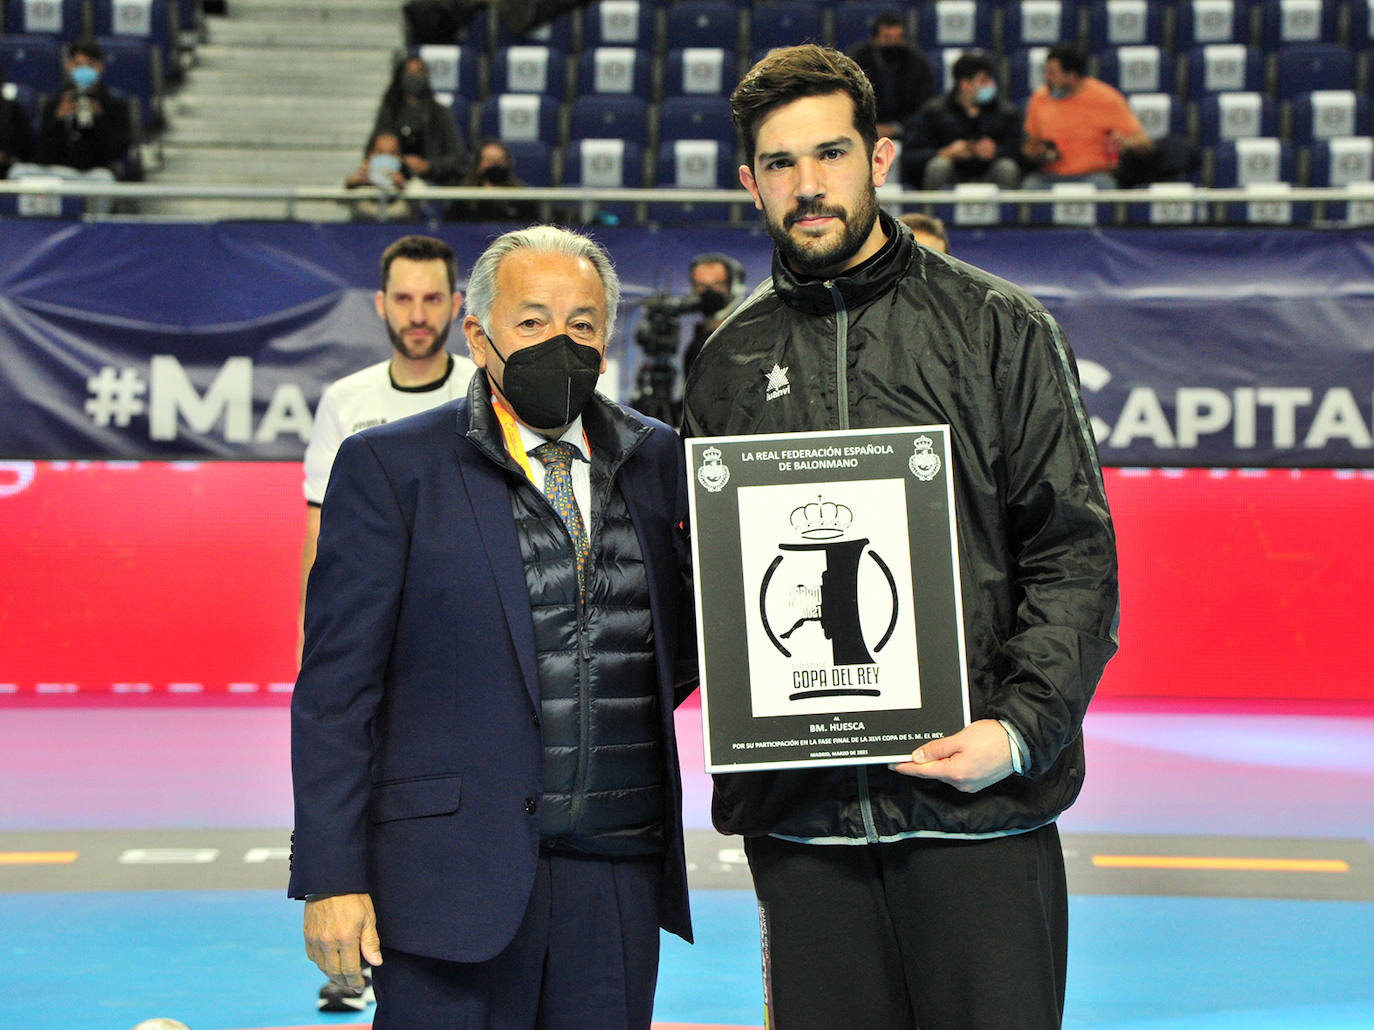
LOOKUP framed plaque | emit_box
[687,425,970,772]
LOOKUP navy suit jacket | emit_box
[289,381,694,963]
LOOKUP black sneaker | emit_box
[317,965,374,1012]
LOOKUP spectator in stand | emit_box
[10,39,133,194]
[343,132,419,221]
[447,138,541,222]
[368,55,468,188]
[847,11,935,140]
[903,51,1022,191]
[898,211,949,253]
[1022,43,1151,189]
[0,61,35,178]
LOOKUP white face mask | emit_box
[368,153,403,190]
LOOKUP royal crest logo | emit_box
[695,445,730,493]
[908,434,941,482]
[764,363,791,401]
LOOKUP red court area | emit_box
[1,462,1370,703]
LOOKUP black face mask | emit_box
[488,333,602,430]
[479,164,513,185]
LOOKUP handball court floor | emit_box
[3,696,1373,1030]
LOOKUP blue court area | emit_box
[6,888,1374,1029]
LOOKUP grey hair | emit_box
[463,224,622,343]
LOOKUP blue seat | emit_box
[503,138,554,185]
[1308,135,1374,222]
[750,1,823,53]
[1288,90,1372,145]
[915,0,994,51]
[1176,0,1254,47]
[1025,181,1113,226]
[574,46,652,96]
[489,44,567,97]
[652,137,737,223]
[663,1,740,50]
[1349,0,1374,48]
[4,0,88,39]
[581,0,657,49]
[1006,45,1051,103]
[1095,45,1176,96]
[563,137,645,223]
[1198,91,1278,143]
[1127,92,1188,140]
[95,34,160,131]
[657,94,734,150]
[1274,43,1355,99]
[414,44,481,104]
[831,2,906,51]
[1259,0,1338,48]
[1124,182,1207,224]
[479,92,560,142]
[92,0,177,81]
[1088,0,1165,47]
[1211,137,1300,222]
[929,46,964,95]
[661,46,738,98]
[567,93,650,147]
[1001,1,1082,49]
[494,8,573,49]
[1185,43,1263,98]
[0,34,61,93]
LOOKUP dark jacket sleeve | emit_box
[901,96,951,181]
[422,101,468,184]
[0,98,34,164]
[289,432,409,898]
[984,307,1119,778]
[990,100,1026,166]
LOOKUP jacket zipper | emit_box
[824,280,877,842]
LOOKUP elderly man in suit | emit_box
[290,224,695,1028]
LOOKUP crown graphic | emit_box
[702,445,723,464]
[790,496,853,540]
[913,434,933,452]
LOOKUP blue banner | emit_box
[1,221,1371,467]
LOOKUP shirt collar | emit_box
[509,407,591,464]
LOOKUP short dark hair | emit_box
[380,235,458,292]
[732,44,879,164]
[951,51,996,85]
[872,10,904,33]
[68,38,103,63]
[1046,43,1087,76]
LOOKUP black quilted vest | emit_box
[509,441,664,855]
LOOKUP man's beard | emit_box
[388,318,451,360]
[765,184,879,277]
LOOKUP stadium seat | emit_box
[574,46,652,96]
[1212,136,1300,222]
[1088,0,1165,48]
[95,34,161,131]
[1002,1,1082,49]
[563,137,645,223]
[1026,181,1111,226]
[503,138,554,185]
[653,137,737,222]
[750,2,823,53]
[915,0,994,51]
[581,0,658,50]
[1125,182,1206,224]
[1288,89,1372,144]
[1174,0,1254,47]
[930,46,963,94]
[489,44,568,97]
[415,44,481,103]
[479,93,559,142]
[657,94,734,149]
[567,94,650,147]
[1096,45,1177,96]
[661,46,738,98]
[1006,45,1051,103]
[1128,92,1188,140]
[1198,91,1279,143]
[0,34,61,93]
[663,1,740,51]
[91,0,177,81]
[494,8,573,49]
[4,0,88,38]
[1308,135,1374,223]
[1274,43,1355,99]
[1259,0,1338,48]
[1185,43,1264,98]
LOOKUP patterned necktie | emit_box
[532,440,590,595]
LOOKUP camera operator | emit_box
[682,253,746,379]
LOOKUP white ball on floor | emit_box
[131,1020,191,1030]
